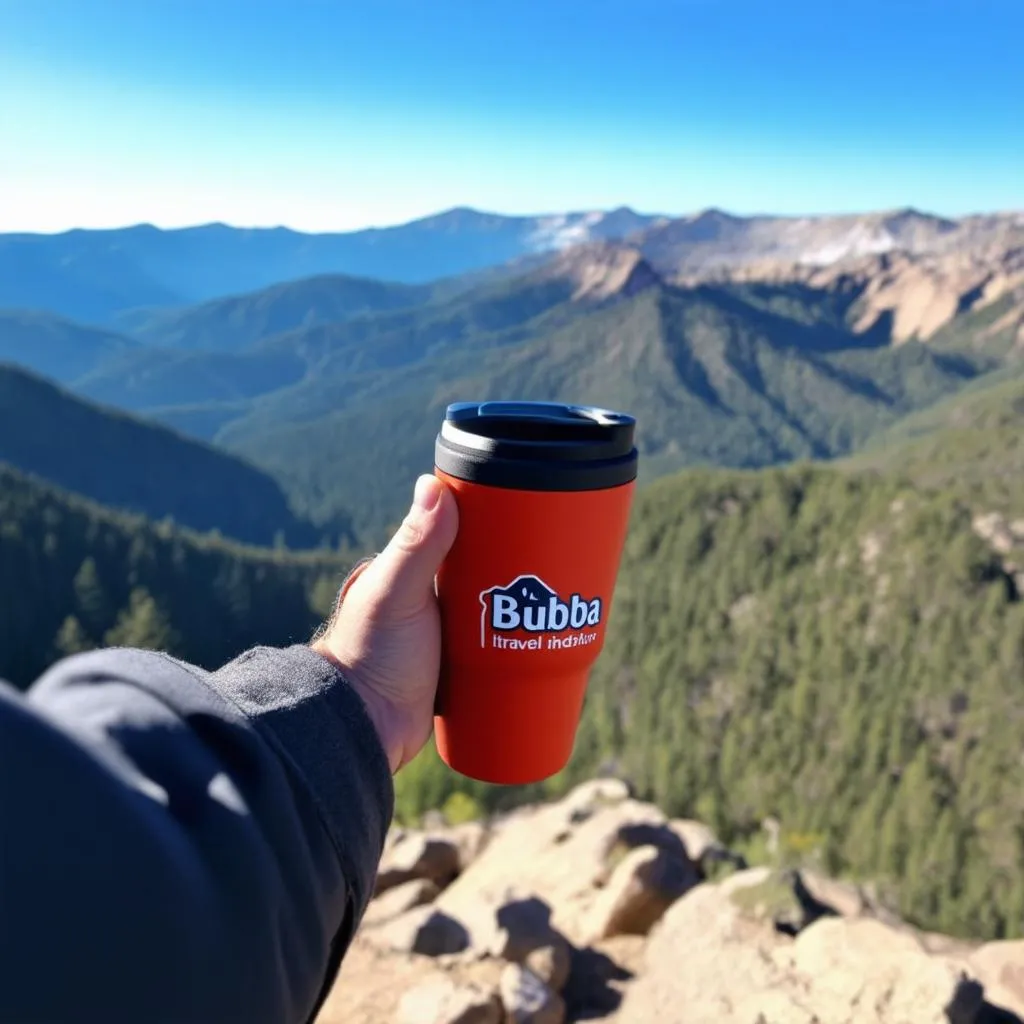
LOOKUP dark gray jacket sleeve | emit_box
[0,645,394,1024]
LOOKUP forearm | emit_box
[0,645,393,1024]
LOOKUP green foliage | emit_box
[53,615,93,657]
[103,587,179,652]
[212,278,988,537]
[440,791,483,826]
[0,463,345,688]
[568,462,1024,941]
[393,744,554,827]
[395,419,1024,941]
[126,273,434,352]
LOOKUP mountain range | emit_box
[4,202,1024,947]
[0,203,1021,542]
[2,205,1020,327]
[0,207,658,324]
[1,205,1022,541]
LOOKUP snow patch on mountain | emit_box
[799,223,898,266]
[526,211,608,252]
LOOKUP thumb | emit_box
[358,475,459,615]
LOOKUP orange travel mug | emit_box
[433,401,638,785]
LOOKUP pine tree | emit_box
[73,557,108,634]
[104,588,179,653]
[53,615,94,657]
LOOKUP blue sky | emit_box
[2,0,1022,232]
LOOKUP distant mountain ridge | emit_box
[0,207,661,324]
[2,207,1022,544]
[0,364,349,548]
[2,204,1020,327]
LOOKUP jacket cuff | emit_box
[208,645,394,920]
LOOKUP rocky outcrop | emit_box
[376,835,461,895]
[619,874,1024,1024]
[436,788,702,945]
[372,907,470,957]
[315,781,1024,1024]
[397,978,502,1024]
[970,941,1024,1015]
[460,895,567,963]
[585,845,700,940]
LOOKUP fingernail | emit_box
[412,474,442,513]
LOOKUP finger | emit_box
[358,475,458,615]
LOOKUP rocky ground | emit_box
[315,780,1024,1024]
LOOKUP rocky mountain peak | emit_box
[543,242,662,302]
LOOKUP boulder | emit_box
[559,778,632,824]
[397,978,502,1024]
[790,916,974,1022]
[618,872,996,1024]
[585,845,699,940]
[438,796,672,945]
[377,834,461,895]
[594,818,691,884]
[619,881,790,1022]
[798,868,868,919]
[461,895,564,962]
[970,940,1024,1015]
[363,878,440,928]
[374,906,470,957]
[666,819,719,862]
[523,942,572,994]
[499,964,565,1024]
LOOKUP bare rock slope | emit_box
[317,781,1024,1024]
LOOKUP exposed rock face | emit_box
[541,243,662,303]
[664,222,1024,347]
[396,978,502,1024]
[376,835,461,895]
[619,877,1024,1024]
[436,786,700,945]
[970,941,1024,1015]
[315,783,1024,1024]
[585,845,700,940]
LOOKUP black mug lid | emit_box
[435,400,638,491]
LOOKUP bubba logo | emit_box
[479,575,602,649]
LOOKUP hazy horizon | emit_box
[5,201,1024,239]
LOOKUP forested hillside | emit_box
[0,365,351,548]
[0,309,139,384]
[0,463,345,689]
[121,273,434,351]
[211,267,989,538]
[396,448,1024,942]
[6,240,1017,541]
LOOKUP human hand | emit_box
[312,475,458,773]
